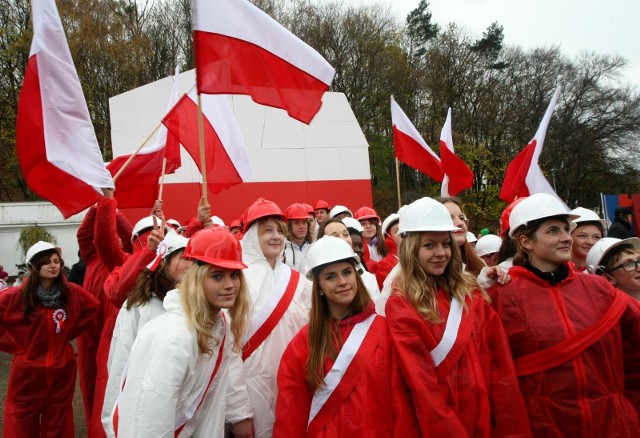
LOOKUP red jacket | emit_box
[489,264,640,437]
[0,282,99,438]
[375,235,398,289]
[386,289,531,437]
[274,304,396,437]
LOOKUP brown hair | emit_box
[601,244,640,273]
[371,222,389,258]
[317,217,347,239]
[287,219,312,244]
[22,249,68,317]
[305,260,371,391]
[126,250,185,309]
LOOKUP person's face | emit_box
[417,232,452,277]
[480,252,499,267]
[317,261,358,319]
[335,212,351,220]
[290,219,308,241]
[360,219,378,241]
[350,233,364,260]
[389,223,402,247]
[38,253,61,281]
[166,250,192,282]
[315,209,328,223]
[607,252,640,295]
[443,202,468,247]
[307,215,316,234]
[258,219,285,261]
[521,218,572,271]
[203,266,242,313]
[323,222,352,246]
[571,224,602,260]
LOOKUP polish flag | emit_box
[107,67,182,208]
[192,0,335,124]
[391,96,444,182]
[439,108,474,197]
[500,87,566,206]
[16,0,113,218]
[162,87,253,194]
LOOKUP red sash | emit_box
[307,316,385,436]
[515,290,628,376]
[242,269,300,361]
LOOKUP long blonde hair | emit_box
[178,263,250,355]
[394,231,486,323]
[305,260,371,391]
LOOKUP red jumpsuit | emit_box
[274,304,397,437]
[489,264,640,437]
[0,282,99,437]
[375,235,398,289]
[386,289,531,437]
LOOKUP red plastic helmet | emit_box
[229,219,242,230]
[285,203,310,221]
[314,200,330,211]
[242,198,285,230]
[182,226,247,269]
[354,206,380,223]
[303,203,315,216]
[500,197,527,237]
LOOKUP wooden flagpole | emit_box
[395,158,402,210]
[158,158,167,201]
[112,121,162,182]
[197,93,208,204]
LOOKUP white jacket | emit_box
[116,290,252,437]
[360,269,381,302]
[282,239,310,275]
[241,224,311,437]
[102,296,165,437]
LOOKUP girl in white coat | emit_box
[115,226,254,437]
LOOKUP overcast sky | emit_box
[360,0,640,87]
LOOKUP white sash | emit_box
[430,298,463,367]
[307,313,376,426]
[174,314,227,430]
[243,264,292,344]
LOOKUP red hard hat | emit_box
[285,203,310,221]
[314,200,330,211]
[354,206,380,223]
[229,219,242,230]
[182,226,247,269]
[242,198,285,230]
[500,197,527,237]
[303,203,315,215]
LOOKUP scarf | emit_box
[37,283,63,308]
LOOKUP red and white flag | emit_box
[192,0,335,124]
[391,96,444,182]
[500,86,566,206]
[107,66,182,208]
[162,87,253,194]
[439,108,474,197]
[16,0,113,218]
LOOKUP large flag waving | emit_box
[107,67,182,208]
[391,96,444,182]
[192,0,335,124]
[500,86,566,206]
[16,0,113,218]
[440,108,474,197]
[162,87,253,194]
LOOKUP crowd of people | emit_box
[1,192,639,437]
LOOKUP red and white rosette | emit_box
[146,240,168,272]
[52,308,67,334]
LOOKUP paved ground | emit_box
[0,348,88,437]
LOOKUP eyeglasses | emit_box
[611,260,640,272]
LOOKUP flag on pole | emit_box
[192,0,335,124]
[162,87,253,194]
[16,0,113,218]
[500,86,566,206]
[107,66,183,208]
[390,96,444,182]
[439,108,474,197]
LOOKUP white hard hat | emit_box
[160,231,189,260]
[508,193,578,237]
[397,197,460,235]
[569,207,606,229]
[586,237,640,274]
[132,216,164,241]
[466,231,478,244]
[26,241,60,265]
[167,218,181,229]
[342,217,363,233]
[475,234,502,257]
[211,216,226,227]
[329,205,353,218]
[382,213,400,235]
[305,235,358,279]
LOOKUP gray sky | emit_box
[360,0,640,87]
